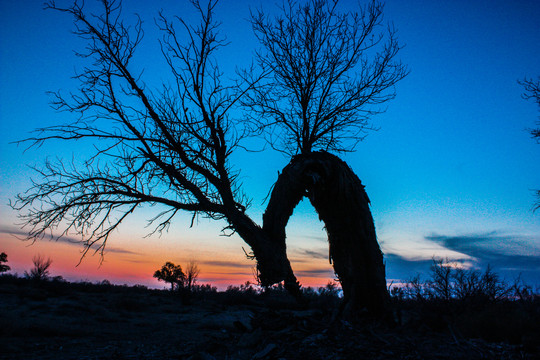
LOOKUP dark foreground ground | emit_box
[1,276,539,360]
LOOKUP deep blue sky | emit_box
[1,0,539,287]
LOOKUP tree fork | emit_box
[225,209,301,297]
[263,151,390,316]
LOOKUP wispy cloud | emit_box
[295,268,335,278]
[120,258,154,265]
[0,225,140,257]
[294,234,327,242]
[384,231,540,284]
[0,226,39,239]
[102,247,141,256]
[200,260,254,270]
[293,248,329,260]
[384,253,434,280]
[203,271,253,277]
[425,231,540,272]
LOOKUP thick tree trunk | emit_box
[225,209,301,297]
[263,151,390,317]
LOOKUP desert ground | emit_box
[1,276,539,360]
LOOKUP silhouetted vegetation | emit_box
[519,76,540,210]
[1,264,539,359]
[0,252,10,273]
[153,260,200,295]
[245,0,408,155]
[389,258,540,346]
[24,254,53,281]
[12,0,407,317]
[520,76,540,141]
[153,261,186,291]
[184,260,200,293]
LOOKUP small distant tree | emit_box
[318,281,341,297]
[428,258,454,301]
[25,254,53,281]
[475,265,511,301]
[153,262,186,291]
[402,274,426,301]
[184,260,200,292]
[453,267,483,300]
[0,252,11,273]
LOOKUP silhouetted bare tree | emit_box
[249,0,406,316]
[427,258,454,301]
[25,254,53,281]
[519,76,540,210]
[12,0,406,317]
[185,260,200,292]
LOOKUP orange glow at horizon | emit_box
[1,232,338,290]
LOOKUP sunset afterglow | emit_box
[1,0,540,290]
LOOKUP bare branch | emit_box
[244,0,408,155]
[519,76,540,141]
[519,76,540,211]
[15,0,252,257]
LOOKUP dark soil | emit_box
[1,277,538,360]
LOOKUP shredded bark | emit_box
[263,151,389,316]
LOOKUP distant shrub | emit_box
[392,258,515,303]
[404,274,428,301]
[301,282,342,310]
[192,283,217,294]
[24,254,53,281]
[389,258,540,345]
[0,252,10,273]
[221,282,260,305]
[317,281,342,297]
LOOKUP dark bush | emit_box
[0,252,10,273]
[389,258,540,345]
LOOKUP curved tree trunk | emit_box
[225,208,302,298]
[263,151,390,317]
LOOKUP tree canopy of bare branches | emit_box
[244,0,408,155]
[12,0,407,317]
[13,0,256,256]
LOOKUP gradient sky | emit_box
[1,0,539,289]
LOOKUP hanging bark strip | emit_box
[263,151,390,316]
